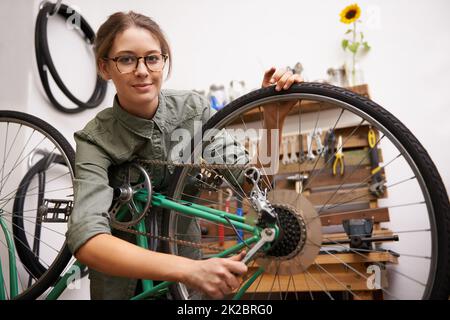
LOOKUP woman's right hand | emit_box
[182,251,248,299]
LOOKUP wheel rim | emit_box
[166,91,443,300]
[0,113,75,299]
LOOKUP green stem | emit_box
[352,21,357,86]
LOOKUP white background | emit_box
[1,0,449,299]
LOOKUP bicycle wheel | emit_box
[163,83,450,300]
[0,110,75,299]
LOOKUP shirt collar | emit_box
[112,93,167,138]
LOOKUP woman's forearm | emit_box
[75,233,191,283]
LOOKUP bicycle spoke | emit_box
[313,262,362,300]
[303,270,314,300]
[323,245,431,260]
[325,241,429,288]
[291,269,299,300]
[1,208,64,256]
[0,185,73,209]
[311,236,424,299]
[161,194,252,238]
[186,167,247,204]
[283,271,293,300]
[0,131,44,190]
[181,191,242,213]
[267,259,281,300]
[315,135,388,214]
[319,201,426,224]
[1,271,10,300]
[1,210,67,238]
[0,171,72,209]
[0,123,21,193]
[318,246,399,299]
[315,263,332,299]
[290,107,346,208]
[185,171,245,203]
[276,262,284,300]
[385,265,428,289]
[0,122,11,194]
[1,144,63,200]
[0,226,45,282]
[0,154,64,201]
[301,118,366,193]
[238,113,272,192]
[304,268,334,300]
[250,266,265,299]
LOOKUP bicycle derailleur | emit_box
[244,167,277,225]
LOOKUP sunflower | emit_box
[340,4,361,24]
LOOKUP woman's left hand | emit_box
[261,67,304,126]
[261,67,303,91]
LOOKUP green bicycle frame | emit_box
[0,212,19,299]
[42,190,275,300]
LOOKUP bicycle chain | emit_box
[112,221,226,253]
[112,160,297,258]
[137,158,249,170]
[112,158,250,253]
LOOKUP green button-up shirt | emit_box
[67,89,247,299]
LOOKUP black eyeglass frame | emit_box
[103,53,169,74]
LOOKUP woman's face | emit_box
[100,26,164,112]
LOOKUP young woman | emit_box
[66,10,302,300]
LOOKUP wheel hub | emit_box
[266,204,307,259]
[256,189,322,275]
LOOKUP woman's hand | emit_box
[261,67,304,126]
[181,251,248,299]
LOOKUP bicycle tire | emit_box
[35,2,107,113]
[12,155,65,280]
[0,110,75,299]
[163,83,450,300]
[12,154,89,282]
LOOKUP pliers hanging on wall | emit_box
[332,135,344,176]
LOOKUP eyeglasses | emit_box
[104,53,168,74]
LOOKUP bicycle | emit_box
[0,82,449,300]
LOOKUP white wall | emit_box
[1,0,449,299]
[2,0,448,188]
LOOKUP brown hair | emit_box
[94,11,172,77]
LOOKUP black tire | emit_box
[12,155,65,280]
[163,83,450,300]
[0,110,75,300]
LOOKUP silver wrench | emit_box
[313,128,324,156]
[242,228,276,264]
[289,136,298,163]
[306,133,315,161]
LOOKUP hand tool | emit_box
[324,129,336,164]
[306,132,315,161]
[367,127,386,197]
[332,135,344,176]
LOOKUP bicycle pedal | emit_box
[38,199,73,223]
